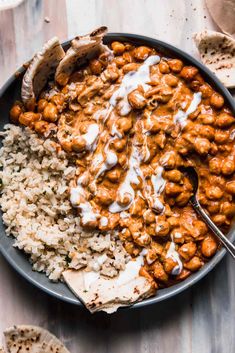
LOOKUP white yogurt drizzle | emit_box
[100,216,108,227]
[109,145,143,213]
[70,178,98,225]
[174,92,202,128]
[109,55,160,116]
[166,241,183,275]
[82,123,99,150]
[95,144,118,179]
[150,166,166,212]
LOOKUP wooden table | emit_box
[0,1,234,352]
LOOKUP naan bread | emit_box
[63,259,156,314]
[55,26,109,86]
[4,325,70,353]
[193,30,235,88]
[206,0,235,38]
[21,37,65,108]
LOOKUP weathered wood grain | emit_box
[0,1,234,352]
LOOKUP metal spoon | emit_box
[180,166,235,259]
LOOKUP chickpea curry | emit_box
[10,40,235,290]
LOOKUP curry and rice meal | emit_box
[1,27,235,312]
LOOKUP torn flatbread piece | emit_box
[206,0,235,38]
[4,325,70,353]
[193,30,235,88]
[63,258,156,314]
[55,26,109,86]
[21,37,65,108]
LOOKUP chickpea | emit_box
[197,125,215,141]
[146,249,158,265]
[19,112,41,126]
[71,136,86,152]
[175,191,191,206]
[119,228,132,242]
[111,41,125,55]
[127,89,147,109]
[139,266,156,284]
[159,61,170,74]
[194,137,210,155]
[112,138,126,151]
[106,168,121,183]
[207,201,220,214]
[200,83,213,98]
[37,99,48,112]
[179,242,197,261]
[168,59,183,72]
[192,220,208,238]
[122,63,140,74]
[216,113,235,128]
[160,151,177,169]
[175,136,191,155]
[164,257,178,274]
[143,209,156,224]
[167,216,180,228]
[119,154,128,167]
[133,46,151,61]
[164,170,182,183]
[102,65,119,82]
[129,197,145,216]
[10,104,22,122]
[210,143,218,155]
[50,94,65,108]
[89,59,103,74]
[114,56,126,67]
[153,262,168,282]
[155,220,170,237]
[175,269,191,281]
[225,181,235,195]
[151,242,164,256]
[212,214,227,226]
[34,120,49,134]
[133,232,151,247]
[124,241,137,256]
[164,74,179,87]
[123,52,133,63]
[221,202,235,217]
[108,214,120,230]
[180,66,198,80]
[210,92,224,109]
[96,188,113,206]
[165,182,182,196]
[201,236,217,257]
[43,102,58,122]
[117,117,133,133]
[214,130,230,144]
[184,256,202,271]
[221,158,235,176]
[60,139,72,152]
[205,186,223,200]
[198,114,215,125]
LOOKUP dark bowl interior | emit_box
[0,33,235,310]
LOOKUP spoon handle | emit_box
[190,197,235,260]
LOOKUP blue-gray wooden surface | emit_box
[0,1,234,352]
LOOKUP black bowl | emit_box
[0,33,235,309]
